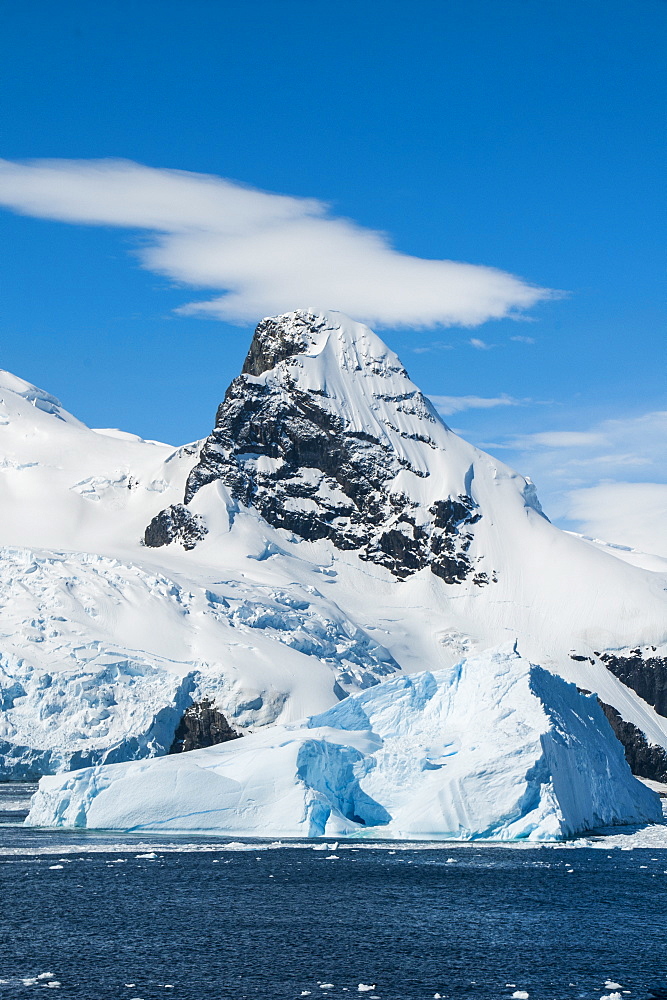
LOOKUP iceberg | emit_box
[27,649,662,840]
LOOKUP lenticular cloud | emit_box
[0,158,553,327]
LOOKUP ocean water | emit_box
[1,785,667,1000]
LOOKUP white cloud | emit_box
[412,341,454,354]
[485,410,667,553]
[518,430,607,449]
[505,412,667,475]
[510,335,536,344]
[0,157,555,328]
[565,482,667,558]
[468,337,494,350]
[430,394,521,416]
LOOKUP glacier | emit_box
[26,649,662,840]
[0,544,398,778]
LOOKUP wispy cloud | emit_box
[515,430,606,449]
[510,335,536,344]
[412,341,454,354]
[505,412,667,469]
[566,482,667,558]
[0,157,556,328]
[430,394,522,416]
[468,337,494,350]
[486,410,667,546]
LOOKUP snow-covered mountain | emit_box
[1,310,666,794]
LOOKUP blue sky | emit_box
[0,0,665,541]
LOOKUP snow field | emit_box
[0,543,399,777]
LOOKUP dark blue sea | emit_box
[1,784,667,1000]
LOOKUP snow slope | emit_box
[175,311,667,672]
[565,531,667,575]
[150,311,667,752]
[0,368,399,777]
[27,649,662,840]
[0,544,398,777]
[0,368,194,555]
[1,310,667,787]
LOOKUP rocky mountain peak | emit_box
[144,310,500,584]
[241,310,329,376]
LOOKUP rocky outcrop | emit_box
[149,311,492,584]
[599,649,667,718]
[598,700,667,783]
[169,700,242,754]
[575,647,667,782]
[144,503,207,551]
[241,314,312,376]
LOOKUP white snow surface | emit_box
[0,543,398,776]
[26,649,662,840]
[1,311,667,797]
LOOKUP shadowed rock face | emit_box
[599,649,667,718]
[575,647,667,783]
[241,314,312,376]
[144,503,207,551]
[154,312,490,583]
[169,700,242,754]
[598,700,667,783]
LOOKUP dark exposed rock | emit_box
[577,649,667,783]
[599,649,667,718]
[169,699,243,754]
[184,369,485,581]
[241,313,316,376]
[143,311,494,581]
[597,700,667,783]
[144,503,208,551]
[173,312,493,582]
[429,495,487,585]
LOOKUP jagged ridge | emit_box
[147,311,493,584]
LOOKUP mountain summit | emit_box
[146,309,541,584]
